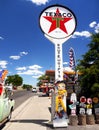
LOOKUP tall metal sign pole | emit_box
[39,5,77,81]
[39,5,77,127]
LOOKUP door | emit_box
[2,89,10,119]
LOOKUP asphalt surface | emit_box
[11,90,34,109]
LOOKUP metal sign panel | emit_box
[39,5,77,39]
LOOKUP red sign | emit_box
[80,96,86,103]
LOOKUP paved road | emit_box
[11,90,36,109]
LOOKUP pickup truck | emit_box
[0,83,15,126]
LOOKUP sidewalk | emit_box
[3,95,51,130]
[2,94,99,130]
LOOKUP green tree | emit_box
[37,74,50,87]
[22,84,32,90]
[5,74,23,88]
[77,33,99,97]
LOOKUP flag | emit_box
[63,73,69,79]
[69,47,76,69]
[74,70,79,81]
[0,70,8,81]
[0,70,4,78]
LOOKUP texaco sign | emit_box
[39,5,77,81]
[39,5,77,39]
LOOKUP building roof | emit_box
[45,70,55,76]
[45,70,81,76]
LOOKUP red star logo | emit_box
[43,8,72,34]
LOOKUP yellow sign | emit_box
[93,97,99,103]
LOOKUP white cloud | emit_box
[26,0,49,5]
[20,51,28,56]
[17,70,34,75]
[89,21,97,28]
[17,69,44,77]
[28,64,42,69]
[0,36,4,40]
[9,55,20,60]
[72,21,99,39]
[89,21,99,33]
[95,23,99,33]
[72,31,92,38]
[0,60,8,68]
[32,72,43,78]
[32,69,44,78]
[16,67,27,71]
[9,51,28,60]
[16,64,44,79]
[63,62,69,65]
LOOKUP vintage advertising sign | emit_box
[93,97,99,114]
[39,5,77,128]
[79,96,86,114]
[39,5,77,81]
[39,5,77,39]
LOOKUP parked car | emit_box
[32,87,37,93]
[0,84,15,126]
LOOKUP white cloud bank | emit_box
[9,51,28,60]
[0,36,4,40]
[89,21,97,28]
[89,21,99,33]
[16,64,44,79]
[9,56,21,60]
[0,60,8,69]
[72,31,91,38]
[72,21,99,38]
[26,0,49,5]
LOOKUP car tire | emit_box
[7,110,12,121]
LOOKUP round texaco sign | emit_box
[39,5,77,39]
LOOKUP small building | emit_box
[39,70,81,96]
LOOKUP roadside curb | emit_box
[12,96,33,119]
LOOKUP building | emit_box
[39,69,81,96]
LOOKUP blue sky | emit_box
[0,0,99,86]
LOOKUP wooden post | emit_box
[95,113,99,124]
[69,115,78,126]
[86,114,95,125]
[78,114,86,125]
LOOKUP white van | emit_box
[32,87,37,93]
